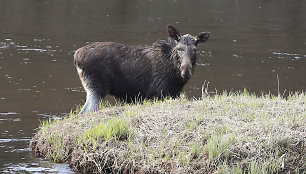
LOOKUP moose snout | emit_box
[180,65,193,80]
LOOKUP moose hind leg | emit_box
[78,74,100,114]
[77,67,109,114]
[79,89,100,114]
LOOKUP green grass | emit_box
[30,91,306,173]
[204,132,237,161]
[77,117,134,151]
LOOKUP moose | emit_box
[74,25,210,114]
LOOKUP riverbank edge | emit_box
[30,92,305,173]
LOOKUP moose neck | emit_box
[170,49,180,67]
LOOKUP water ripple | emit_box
[0,139,30,143]
[0,112,20,116]
[272,51,305,60]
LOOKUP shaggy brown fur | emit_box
[74,25,210,114]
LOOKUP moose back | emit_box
[74,25,210,114]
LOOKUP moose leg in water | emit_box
[74,25,210,114]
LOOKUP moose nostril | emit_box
[180,65,193,79]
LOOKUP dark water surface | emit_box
[0,0,305,173]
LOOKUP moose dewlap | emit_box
[74,25,210,114]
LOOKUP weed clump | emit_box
[30,92,306,173]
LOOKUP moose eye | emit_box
[177,48,184,51]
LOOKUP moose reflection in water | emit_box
[74,25,210,114]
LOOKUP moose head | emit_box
[168,25,210,81]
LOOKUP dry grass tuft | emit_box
[30,92,306,173]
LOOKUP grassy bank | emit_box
[30,92,305,173]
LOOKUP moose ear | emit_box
[195,32,210,46]
[168,25,181,41]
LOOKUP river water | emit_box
[0,0,305,173]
